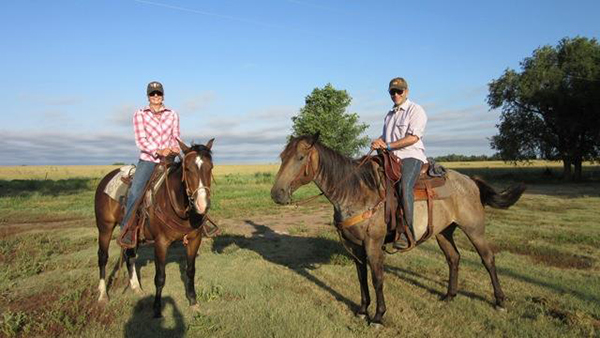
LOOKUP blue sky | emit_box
[1,0,598,165]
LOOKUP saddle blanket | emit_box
[103,164,169,204]
[104,165,136,203]
[412,184,453,241]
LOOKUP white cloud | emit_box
[18,93,84,106]
[183,91,216,113]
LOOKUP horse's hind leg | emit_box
[184,235,203,308]
[352,245,369,319]
[97,221,114,303]
[435,224,460,301]
[461,224,506,310]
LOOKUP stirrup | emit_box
[392,233,410,249]
[117,230,137,249]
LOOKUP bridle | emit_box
[181,151,211,207]
[165,151,211,219]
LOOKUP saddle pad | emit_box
[104,165,136,202]
[411,184,453,241]
[414,183,452,201]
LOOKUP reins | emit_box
[158,153,221,240]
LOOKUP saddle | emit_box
[118,163,169,248]
[375,151,447,253]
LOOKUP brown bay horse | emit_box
[95,139,214,318]
[270,134,525,327]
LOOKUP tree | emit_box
[488,36,600,181]
[291,83,370,157]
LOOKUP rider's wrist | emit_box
[386,143,392,151]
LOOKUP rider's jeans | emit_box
[120,160,156,230]
[397,158,423,236]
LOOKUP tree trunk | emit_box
[573,158,582,181]
[562,159,572,181]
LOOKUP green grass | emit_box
[0,166,599,337]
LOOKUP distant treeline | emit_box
[434,154,502,162]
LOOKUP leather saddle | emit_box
[373,151,447,252]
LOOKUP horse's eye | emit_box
[298,155,305,161]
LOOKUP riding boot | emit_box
[392,232,410,249]
[118,225,136,248]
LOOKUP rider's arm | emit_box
[388,105,426,150]
[133,110,159,158]
[169,111,181,154]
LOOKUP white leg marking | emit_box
[98,278,108,302]
[130,267,142,293]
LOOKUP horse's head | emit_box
[271,133,320,205]
[178,138,215,214]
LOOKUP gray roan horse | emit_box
[95,139,214,318]
[270,134,525,326]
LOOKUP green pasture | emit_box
[0,163,599,337]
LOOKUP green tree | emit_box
[291,83,369,157]
[488,36,600,181]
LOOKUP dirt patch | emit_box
[5,289,62,313]
[0,218,92,238]
[216,204,333,237]
[491,242,594,270]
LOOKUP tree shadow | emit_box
[0,178,91,197]
[123,296,186,338]
[384,265,493,305]
[417,243,600,305]
[211,220,360,312]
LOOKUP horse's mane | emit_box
[285,135,379,200]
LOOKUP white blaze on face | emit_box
[194,156,208,213]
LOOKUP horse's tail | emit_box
[471,176,526,209]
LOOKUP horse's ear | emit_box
[206,138,215,150]
[310,131,320,147]
[178,139,190,153]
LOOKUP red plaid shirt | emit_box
[133,106,181,163]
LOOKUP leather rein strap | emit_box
[154,153,218,238]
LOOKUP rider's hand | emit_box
[169,147,180,155]
[371,139,386,150]
[157,149,170,157]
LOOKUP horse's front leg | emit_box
[365,237,386,327]
[125,248,143,295]
[185,234,203,307]
[153,239,169,318]
[352,244,370,319]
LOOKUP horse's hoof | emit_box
[97,293,109,304]
[356,312,367,320]
[441,294,456,302]
[369,321,384,329]
[495,304,507,312]
[132,287,144,296]
[153,313,163,319]
[190,304,200,312]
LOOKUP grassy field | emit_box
[0,163,599,337]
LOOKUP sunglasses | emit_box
[389,89,405,96]
[149,91,163,97]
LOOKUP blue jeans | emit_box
[120,160,156,230]
[397,158,423,236]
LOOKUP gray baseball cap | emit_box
[147,81,164,95]
[388,77,408,92]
